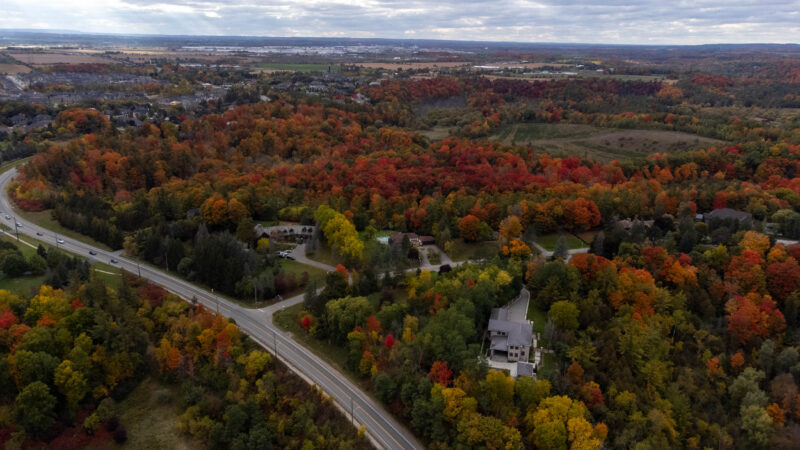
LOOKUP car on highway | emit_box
[36,232,43,236]
[14,223,21,228]
[89,250,97,256]
[3,215,9,220]
[109,258,118,264]
[57,238,65,244]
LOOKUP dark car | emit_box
[36,232,43,236]
[285,255,295,260]
[109,258,118,264]
[89,250,97,256]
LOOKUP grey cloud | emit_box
[2,0,800,43]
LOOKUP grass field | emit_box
[0,63,31,74]
[527,301,547,340]
[306,243,341,267]
[0,230,122,295]
[492,123,724,162]
[536,233,587,251]
[538,353,556,378]
[256,63,340,73]
[526,300,556,377]
[417,126,452,141]
[280,259,327,283]
[111,377,199,449]
[446,239,500,262]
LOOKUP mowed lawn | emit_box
[446,239,501,262]
[536,233,587,251]
[0,231,122,296]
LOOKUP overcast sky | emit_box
[3,0,800,45]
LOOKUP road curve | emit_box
[0,168,423,450]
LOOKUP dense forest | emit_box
[0,270,370,448]
[6,56,800,449]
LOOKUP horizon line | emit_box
[1,27,799,48]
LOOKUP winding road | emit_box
[0,168,423,450]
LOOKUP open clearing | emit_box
[537,233,587,251]
[417,126,452,141]
[8,52,116,65]
[354,61,469,70]
[0,63,31,74]
[255,63,340,73]
[111,377,199,449]
[492,122,724,161]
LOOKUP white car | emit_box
[57,239,65,244]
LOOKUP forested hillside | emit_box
[7,66,800,449]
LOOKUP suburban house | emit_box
[701,208,753,223]
[253,224,315,242]
[387,232,435,247]
[487,307,533,363]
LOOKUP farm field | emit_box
[354,61,469,70]
[492,122,724,161]
[8,52,116,65]
[0,63,31,74]
[254,63,340,73]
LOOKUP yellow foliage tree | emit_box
[740,231,770,255]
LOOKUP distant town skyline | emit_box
[2,0,799,45]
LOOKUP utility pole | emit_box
[137,261,141,278]
[212,288,218,313]
[55,234,59,248]
[272,329,277,353]
[350,396,354,426]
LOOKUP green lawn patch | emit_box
[538,353,556,379]
[446,239,500,262]
[90,261,123,288]
[0,274,46,297]
[306,243,342,267]
[111,377,200,449]
[537,233,587,251]
[374,230,396,239]
[527,301,547,337]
